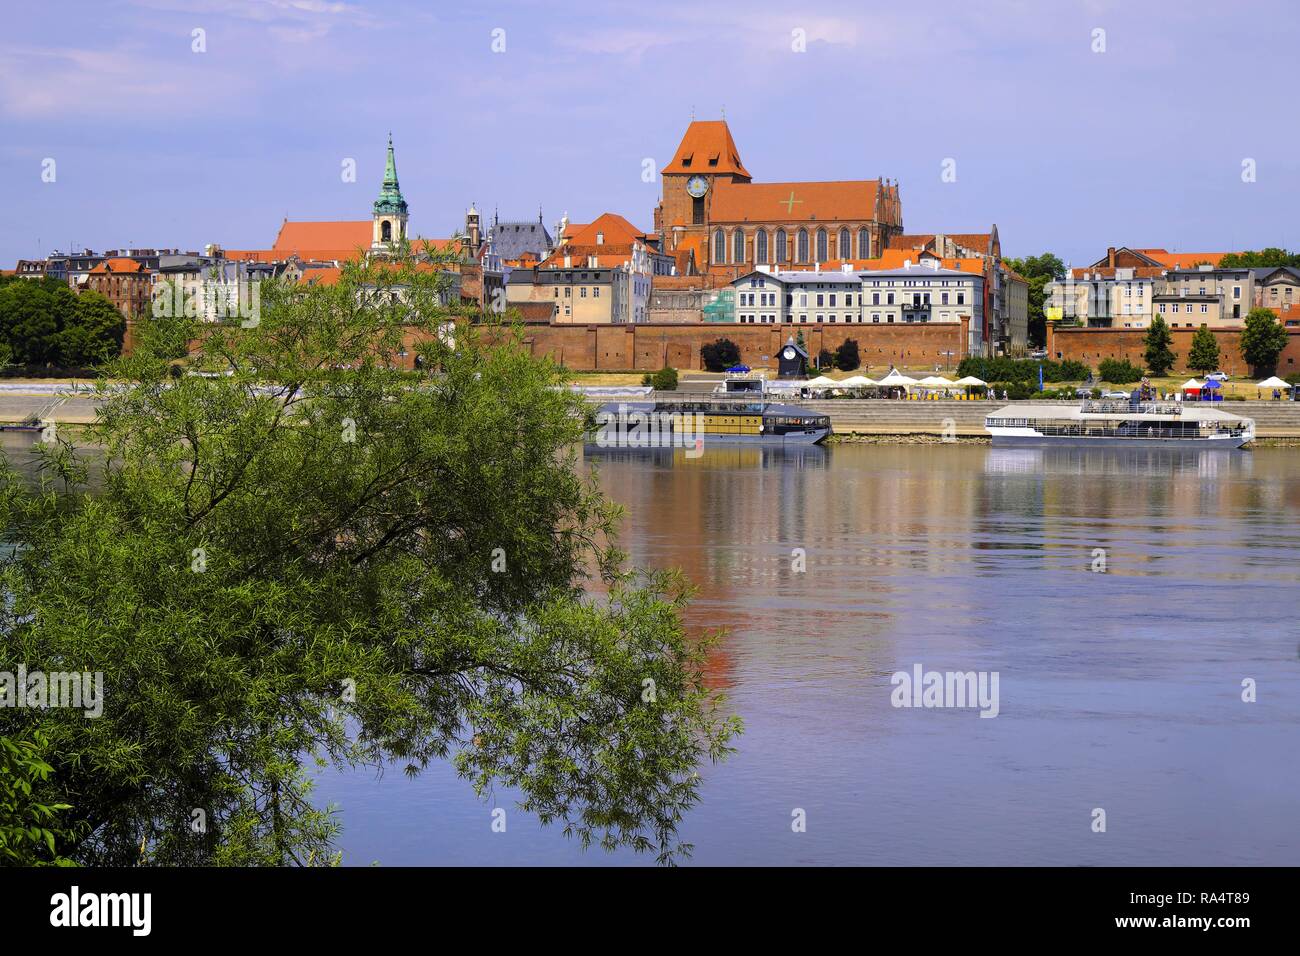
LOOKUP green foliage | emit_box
[647,366,678,391]
[986,381,1034,400]
[1218,249,1300,268]
[1003,253,1065,347]
[957,356,1089,384]
[1142,314,1176,376]
[1240,308,1289,374]
[699,338,741,372]
[1098,358,1144,384]
[816,348,834,370]
[833,338,860,371]
[0,282,124,368]
[1187,325,1221,373]
[0,733,77,866]
[0,257,738,866]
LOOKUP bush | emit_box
[700,338,740,372]
[1098,358,1144,384]
[649,366,678,391]
[986,381,1034,401]
[817,348,834,370]
[956,356,1091,384]
[834,339,860,371]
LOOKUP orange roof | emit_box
[709,180,881,224]
[850,250,985,275]
[1143,250,1228,269]
[890,233,994,255]
[272,220,372,256]
[89,257,147,274]
[662,120,751,179]
[563,212,645,247]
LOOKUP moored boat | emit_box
[984,399,1254,448]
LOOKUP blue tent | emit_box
[1202,379,1224,401]
[726,365,751,373]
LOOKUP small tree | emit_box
[1098,358,1143,384]
[817,348,834,371]
[700,338,741,372]
[1187,324,1221,373]
[1142,314,1175,376]
[650,366,678,391]
[1240,307,1289,375]
[834,338,860,371]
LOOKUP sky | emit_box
[1,0,1298,269]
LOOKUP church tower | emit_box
[372,134,409,252]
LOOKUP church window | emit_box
[838,228,851,259]
[713,229,725,263]
[692,196,704,225]
[797,229,809,263]
[381,220,392,242]
[733,230,745,264]
[777,229,788,263]
[756,230,768,264]
[858,228,870,259]
[815,229,827,262]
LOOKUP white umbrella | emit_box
[1256,376,1291,389]
[877,369,918,387]
[839,375,877,387]
[1180,378,1203,390]
[917,375,956,388]
[953,375,987,387]
[804,376,838,388]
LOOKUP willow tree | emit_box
[0,256,737,866]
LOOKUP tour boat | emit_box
[984,399,1254,448]
[590,374,831,448]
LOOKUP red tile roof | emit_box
[89,257,147,274]
[272,220,372,255]
[662,120,751,179]
[563,212,645,247]
[709,180,882,224]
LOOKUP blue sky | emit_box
[1,0,1297,269]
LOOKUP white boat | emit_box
[984,400,1254,448]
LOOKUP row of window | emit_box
[1159,302,1210,314]
[553,286,601,298]
[713,226,872,265]
[736,312,960,325]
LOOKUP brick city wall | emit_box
[495,321,969,371]
[1048,325,1300,376]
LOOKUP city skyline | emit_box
[2,0,1298,269]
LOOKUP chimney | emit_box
[1107,246,1117,267]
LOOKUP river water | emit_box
[8,434,1297,865]
[314,443,1300,866]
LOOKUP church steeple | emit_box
[372,133,408,251]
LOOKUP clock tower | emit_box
[371,134,409,253]
[654,119,751,254]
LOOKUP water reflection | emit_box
[985,446,1256,479]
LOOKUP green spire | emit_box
[373,133,408,216]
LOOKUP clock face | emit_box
[783,347,796,360]
[686,175,709,199]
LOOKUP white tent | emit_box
[917,376,956,388]
[1256,376,1291,390]
[953,375,987,387]
[877,369,918,388]
[839,375,878,388]
[1180,378,1204,390]
[804,376,839,388]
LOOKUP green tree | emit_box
[1142,314,1176,376]
[1098,358,1144,384]
[1218,249,1300,269]
[1187,325,1221,373]
[1240,307,1289,375]
[700,337,741,371]
[0,733,76,866]
[0,281,75,365]
[834,338,860,371]
[0,258,738,866]
[58,290,126,367]
[1003,253,1065,348]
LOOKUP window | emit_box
[829,294,837,307]
[733,229,745,264]
[756,230,768,264]
[871,312,881,322]
[858,228,870,259]
[815,229,828,263]
[816,294,824,306]
[872,292,880,305]
[956,293,964,305]
[816,314,823,323]
[692,196,704,225]
[594,287,600,298]
[1233,286,1241,298]
[797,229,809,263]
[942,292,949,305]
[713,229,725,263]
[1200,303,1207,313]
[580,287,587,298]
[776,229,788,263]
[564,287,571,297]
[838,228,851,259]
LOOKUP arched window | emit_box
[816,229,828,263]
[858,228,870,259]
[756,230,768,264]
[776,229,788,263]
[839,228,851,260]
[381,220,392,242]
[796,228,809,263]
[712,228,725,263]
[733,229,745,264]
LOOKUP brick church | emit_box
[653,119,903,280]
